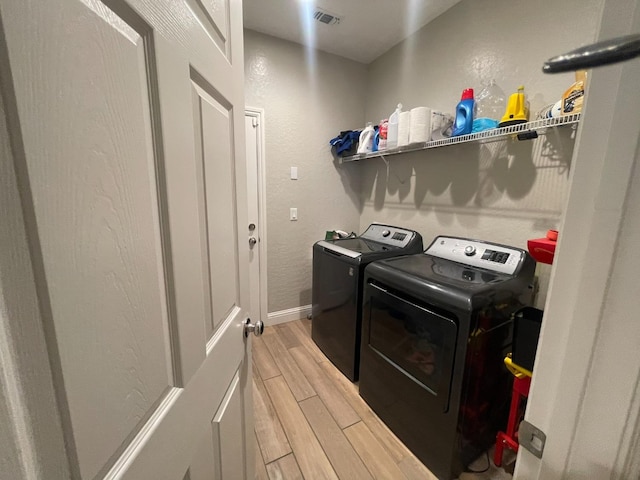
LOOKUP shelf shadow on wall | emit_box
[475,141,536,206]
[469,127,576,209]
[356,143,484,212]
[356,126,577,227]
[332,151,367,214]
[538,125,576,174]
[414,143,482,209]
[412,139,548,211]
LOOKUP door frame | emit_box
[515,0,640,477]
[245,107,268,327]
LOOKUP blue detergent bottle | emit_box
[452,88,475,136]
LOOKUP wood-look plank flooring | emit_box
[252,319,515,480]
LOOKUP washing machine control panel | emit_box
[426,236,526,275]
[361,223,415,248]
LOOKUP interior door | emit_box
[0,0,253,478]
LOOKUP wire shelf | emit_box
[339,113,581,163]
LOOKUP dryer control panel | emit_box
[360,223,417,248]
[425,236,527,275]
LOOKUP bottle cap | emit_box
[461,88,474,100]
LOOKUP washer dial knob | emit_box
[464,245,476,256]
[382,230,391,237]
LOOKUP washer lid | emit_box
[365,253,513,309]
[318,238,400,257]
[393,254,506,286]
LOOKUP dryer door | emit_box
[366,283,458,412]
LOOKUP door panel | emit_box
[111,316,246,480]
[186,0,231,59]
[191,76,240,335]
[192,80,217,340]
[212,373,246,479]
[188,429,217,480]
[0,0,252,477]
[2,1,174,477]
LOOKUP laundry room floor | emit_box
[252,319,516,480]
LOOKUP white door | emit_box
[244,109,268,327]
[0,0,254,479]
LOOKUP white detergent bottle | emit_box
[387,104,402,149]
[357,122,375,154]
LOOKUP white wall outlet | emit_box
[290,208,298,221]
[290,166,298,180]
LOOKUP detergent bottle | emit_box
[452,89,475,136]
[357,122,375,154]
[372,129,380,152]
[386,104,402,149]
[561,71,587,115]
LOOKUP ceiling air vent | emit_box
[313,7,341,25]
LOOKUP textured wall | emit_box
[244,30,366,312]
[360,0,604,307]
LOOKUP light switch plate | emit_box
[290,208,298,221]
[290,166,298,180]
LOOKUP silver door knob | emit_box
[249,237,257,247]
[244,318,264,337]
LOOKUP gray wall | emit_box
[244,30,366,312]
[360,0,604,307]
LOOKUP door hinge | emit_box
[519,420,546,458]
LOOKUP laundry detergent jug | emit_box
[357,122,375,154]
[452,89,475,136]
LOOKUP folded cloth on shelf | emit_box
[329,130,361,156]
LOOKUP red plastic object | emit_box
[461,88,474,100]
[527,238,556,264]
[494,376,532,467]
[528,230,558,264]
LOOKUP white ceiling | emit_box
[242,0,462,64]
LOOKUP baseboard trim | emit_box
[267,305,311,326]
